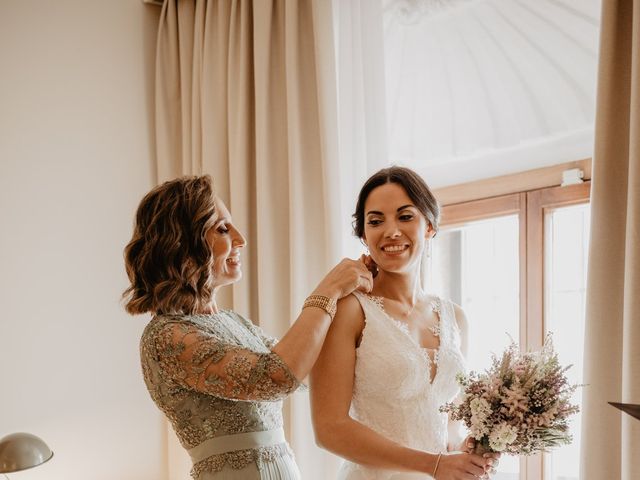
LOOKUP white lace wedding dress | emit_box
[337,291,466,480]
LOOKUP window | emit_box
[543,204,590,480]
[428,174,590,480]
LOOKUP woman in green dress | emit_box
[124,175,373,479]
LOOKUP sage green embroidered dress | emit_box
[140,311,302,479]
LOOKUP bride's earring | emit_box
[426,239,432,259]
[360,238,369,256]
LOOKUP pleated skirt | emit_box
[198,455,301,480]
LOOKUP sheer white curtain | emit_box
[334,0,389,259]
[290,1,391,478]
[292,1,390,479]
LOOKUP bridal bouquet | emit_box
[440,334,580,455]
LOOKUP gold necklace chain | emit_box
[394,296,441,337]
[395,294,426,317]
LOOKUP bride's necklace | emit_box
[392,295,440,337]
[400,299,419,317]
[395,294,425,317]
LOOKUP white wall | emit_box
[0,1,165,479]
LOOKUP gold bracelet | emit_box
[303,294,337,320]
[432,452,442,478]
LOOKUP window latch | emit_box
[561,168,584,186]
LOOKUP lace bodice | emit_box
[139,311,299,478]
[342,292,466,479]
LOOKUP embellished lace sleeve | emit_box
[235,314,278,349]
[234,313,309,392]
[153,320,299,402]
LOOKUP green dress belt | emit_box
[187,428,287,463]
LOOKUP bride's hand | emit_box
[462,438,501,478]
[434,452,489,480]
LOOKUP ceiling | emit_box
[383,0,601,187]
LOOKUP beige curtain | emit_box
[580,1,640,478]
[154,1,340,478]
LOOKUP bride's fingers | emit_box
[465,461,485,477]
[468,454,488,469]
[483,458,497,473]
[483,453,500,469]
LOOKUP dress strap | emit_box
[436,298,462,349]
[351,291,382,316]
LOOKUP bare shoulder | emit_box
[336,293,365,316]
[332,293,366,343]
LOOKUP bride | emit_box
[310,167,498,479]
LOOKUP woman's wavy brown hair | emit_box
[123,175,218,315]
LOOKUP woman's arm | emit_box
[152,321,299,402]
[272,257,373,381]
[310,295,438,474]
[151,257,373,402]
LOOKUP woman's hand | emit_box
[362,253,378,277]
[434,452,490,480]
[462,437,501,478]
[313,256,374,299]
[272,258,372,381]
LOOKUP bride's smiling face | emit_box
[362,182,434,274]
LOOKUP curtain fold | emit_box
[154,1,340,478]
[580,1,640,478]
[334,0,389,260]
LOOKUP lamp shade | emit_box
[0,433,53,473]
[609,402,640,421]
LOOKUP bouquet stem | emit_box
[473,438,494,456]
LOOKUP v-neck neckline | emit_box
[365,293,443,385]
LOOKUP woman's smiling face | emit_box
[205,196,247,289]
[362,182,434,274]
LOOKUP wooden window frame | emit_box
[434,161,591,480]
